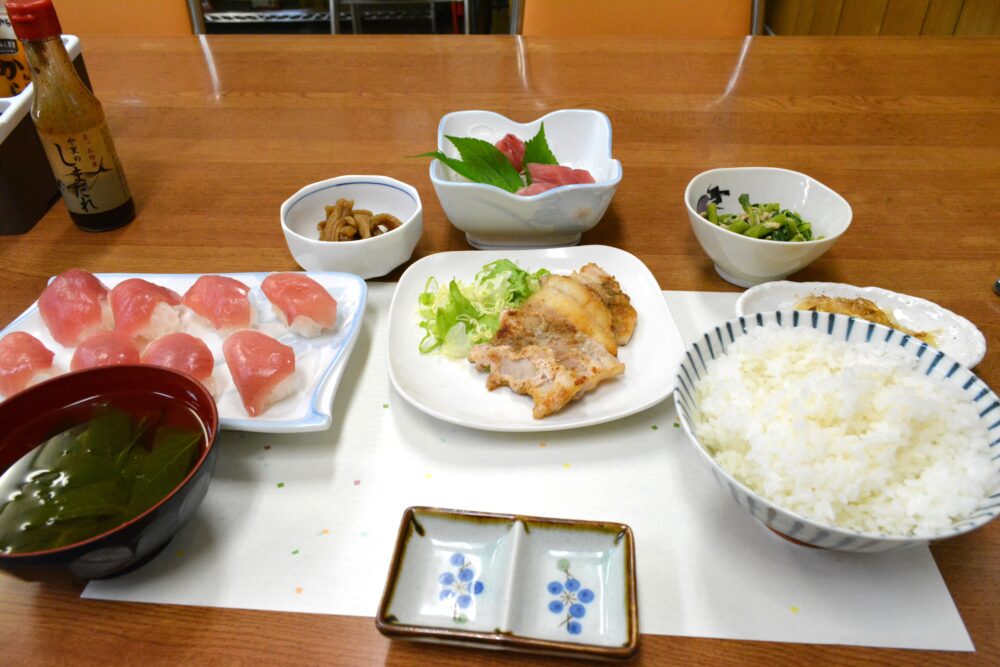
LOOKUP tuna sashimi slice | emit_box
[526,163,596,186]
[223,330,296,417]
[261,273,337,338]
[71,332,140,371]
[142,332,215,385]
[495,134,526,172]
[516,182,559,196]
[183,275,253,331]
[110,278,183,345]
[38,269,112,347]
[0,332,55,398]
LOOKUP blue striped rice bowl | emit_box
[673,310,1000,553]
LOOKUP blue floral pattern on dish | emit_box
[438,552,485,623]
[547,558,595,635]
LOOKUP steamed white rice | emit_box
[694,325,997,536]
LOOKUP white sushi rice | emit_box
[271,305,328,339]
[694,325,997,536]
[135,302,182,347]
[260,371,299,413]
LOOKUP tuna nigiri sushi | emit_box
[37,269,113,347]
[142,332,216,392]
[261,273,337,338]
[0,332,56,398]
[70,331,140,371]
[183,275,254,331]
[110,278,183,346]
[223,330,296,417]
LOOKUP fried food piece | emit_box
[570,263,637,345]
[468,304,624,419]
[796,295,935,345]
[535,274,617,355]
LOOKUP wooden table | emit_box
[2,35,998,665]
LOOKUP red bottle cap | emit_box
[6,0,63,41]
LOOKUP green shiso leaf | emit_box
[522,122,559,185]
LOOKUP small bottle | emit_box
[0,3,31,96]
[8,0,134,231]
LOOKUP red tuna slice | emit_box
[495,134,526,172]
[261,273,337,337]
[223,330,296,417]
[142,332,215,384]
[110,278,183,344]
[526,163,597,186]
[71,331,140,371]
[516,182,560,196]
[183,275,253,331]
[0,332,55,398]
[38,269,111,347]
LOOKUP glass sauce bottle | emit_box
[7,0,134,231]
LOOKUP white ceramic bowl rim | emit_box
[684,166,852,247]
[280,175,421,247]
[429,109,623,201]
[674,309,1000,545]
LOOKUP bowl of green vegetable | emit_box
[0,365,219,581]
[684,167,852,287]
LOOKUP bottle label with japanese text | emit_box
[38,124,132,215]
[0,13,31,96]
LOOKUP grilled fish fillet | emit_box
[468,303,625,418]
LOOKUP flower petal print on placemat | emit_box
[547,558,595,635]
[438,552,485,623]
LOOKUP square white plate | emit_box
[386,246,682,432]
[0,272,366,433]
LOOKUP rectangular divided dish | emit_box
[377,507,638,661]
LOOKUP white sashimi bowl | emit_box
[684,167,852,287]
[281,175,423,279]
[430,110,623,249]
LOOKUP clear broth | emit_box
[0,396,206,554]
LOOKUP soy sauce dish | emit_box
[0,365,219,581]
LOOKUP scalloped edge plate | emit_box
[735,281,985,368]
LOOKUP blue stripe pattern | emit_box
[672,309,1000,553]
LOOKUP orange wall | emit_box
[53,0,193,37]
[522,0,753,37]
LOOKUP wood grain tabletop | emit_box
[1,35,998,665]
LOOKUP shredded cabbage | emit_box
[417,259,549,357]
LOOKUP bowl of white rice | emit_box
[674,310,1000,552]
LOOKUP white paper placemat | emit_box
[83,285,973,651]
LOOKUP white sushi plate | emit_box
[0,272,367,434]
[735,281,986,368]
[387,245,684,432]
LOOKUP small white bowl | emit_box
[684,167,852,287]
[429,110,622,249]
[281,175,422,279]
